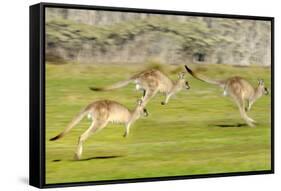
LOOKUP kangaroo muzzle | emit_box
[185,82,190,89]
[143,108,149,116]
[264,87,269,95]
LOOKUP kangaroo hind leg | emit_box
[235,98,256,127]
[74,120,107,160]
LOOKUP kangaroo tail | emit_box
[184,65,224,87]
[89,79,132,91]
[49,107,89,141]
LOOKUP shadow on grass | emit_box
[52,159,61,162]
[212,123,248,128]
[52,155,123,162]
[77,155,124,162]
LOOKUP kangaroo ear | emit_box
[137,99,143,105]
[258,79,264,85]
[178,72,185,79]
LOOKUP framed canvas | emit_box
[29,2,274,188]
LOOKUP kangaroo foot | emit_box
[248,117,257,124]
[247,121,256,127]
[74,153,81,161]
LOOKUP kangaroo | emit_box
[89,69,190,106]
[49,99,148,160]
[184,65,269,127]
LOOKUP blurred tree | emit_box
[45,8,271,66]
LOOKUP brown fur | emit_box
[185,65,269,127]
[89,69,190,106]
[50,99,148,160]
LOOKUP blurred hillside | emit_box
[46,8,271,66]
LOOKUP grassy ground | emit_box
[46,63,271,184]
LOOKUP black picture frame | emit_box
[30,2,274,189]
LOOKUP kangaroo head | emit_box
[257,79,269,95]
[177,72,190,90]
[136,99,149,117]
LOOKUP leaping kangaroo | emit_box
[89,69,190,106]
[50,99,148,160]
[184,65,269,127]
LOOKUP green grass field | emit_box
[46,62,271,184]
